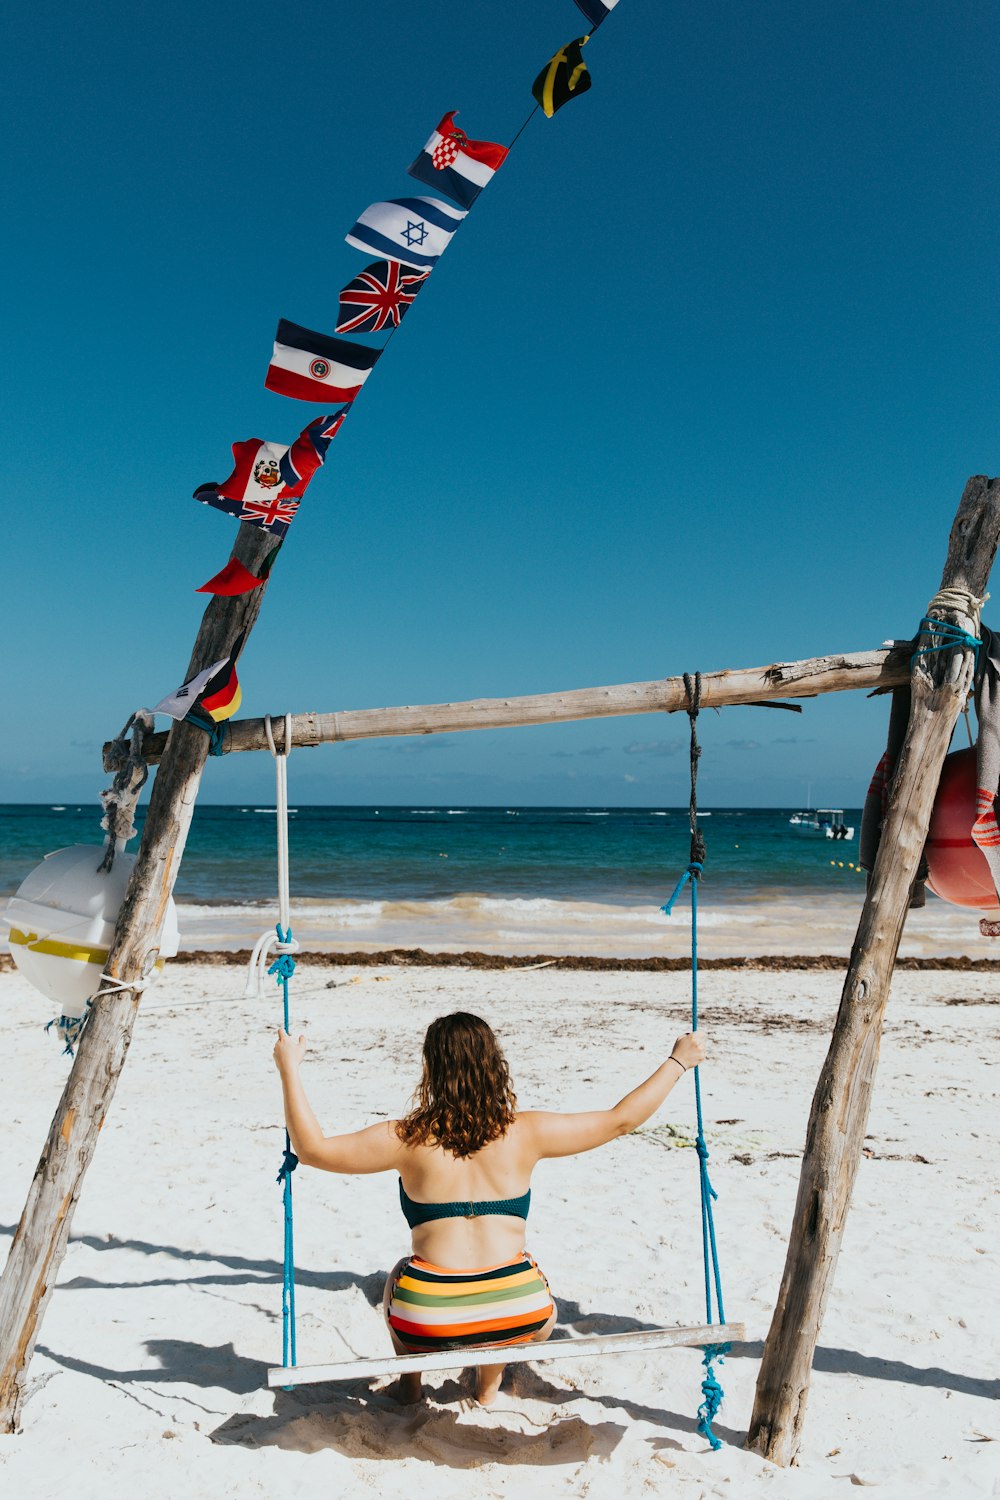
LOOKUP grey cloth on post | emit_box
[860,679,926,906]
[970,623,1000,903]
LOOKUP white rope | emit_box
[245,714,299,999]
[925,587,990,622]
[97,973,149,996]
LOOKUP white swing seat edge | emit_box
[267,1320,746,1388]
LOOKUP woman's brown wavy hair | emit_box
[395,1012,517,1158]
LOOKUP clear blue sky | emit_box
[5,0,998,806]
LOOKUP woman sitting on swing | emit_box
[273,1009,705,1406]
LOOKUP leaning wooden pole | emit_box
[0,524,276,1433]
[746,475,1000,1468]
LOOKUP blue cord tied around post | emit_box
[184,708,229,756]
[661,672,730,1450]
[272,921,299,1372]
[911,616,981,665]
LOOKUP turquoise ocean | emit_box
[0,802,905,959]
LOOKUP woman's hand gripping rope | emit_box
[273,1027,307,1076]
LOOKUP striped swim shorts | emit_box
[387,1253,555,1353]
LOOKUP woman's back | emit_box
[397,1120,535,1266]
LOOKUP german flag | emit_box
[532,35,591,118]
[196,633,245,722]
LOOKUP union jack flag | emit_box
[240,496,300,531]
[336,260,430,335]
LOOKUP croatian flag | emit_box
[408,112,508,210]
[346,197,466,270]
[265,320,381,403]
[572,0,620,26]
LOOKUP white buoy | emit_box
[5,845,179,1013]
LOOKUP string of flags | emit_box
[167,0,624,732]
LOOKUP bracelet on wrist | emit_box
[668,1054,687,1072]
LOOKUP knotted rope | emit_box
[661,672,729,1450]
[98,711,153,873]
[184,708,229,756]
[912,589,988,669]
[45,974,148,1056]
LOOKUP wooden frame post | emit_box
[746,475,1000,1466]
[3,478,996,1439]
[0,524,276,1433]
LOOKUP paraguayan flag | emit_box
[345,197,467,271]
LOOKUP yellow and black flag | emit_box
[531,35,591,118]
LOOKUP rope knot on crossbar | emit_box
[98,711,153,872]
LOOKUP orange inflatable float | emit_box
[924,746,999,911]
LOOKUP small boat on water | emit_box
[789,808,854,840]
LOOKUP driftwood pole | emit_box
[113,646,913,766]
[747,475,1000,1468]
[0,523,277,1433]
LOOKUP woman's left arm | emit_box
[273,1030,403,1174]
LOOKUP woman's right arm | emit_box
[521,1032,706,1159]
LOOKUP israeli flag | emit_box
[346,197,466,270]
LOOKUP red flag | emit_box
[196,558,264,596]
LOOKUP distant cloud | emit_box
[625,739,684,757]
[551,746,612,759]
[624,773,638,783]
[381,737,457,756]
[771,736,817,745]
[725,739,761,751]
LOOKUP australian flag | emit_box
[335,261,429,335]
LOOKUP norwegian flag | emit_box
[408,111,508,210]
[336,260,429,335]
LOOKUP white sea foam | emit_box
[166,887,993,960]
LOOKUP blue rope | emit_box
[45,1005,91,1057]
[185,708,228,756]
[687,875,730,1450]
[911,617,981,665]
[661,672,729,1449]
[273,922,298,1372]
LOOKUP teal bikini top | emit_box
[399,1178,531,1229]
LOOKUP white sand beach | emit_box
[1,960,998,1500]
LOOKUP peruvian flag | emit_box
[265,320,381,403]
[199,412,347,508]
[216,437,291,504]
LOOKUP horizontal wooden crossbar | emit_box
[112,646,910,768]
[267,1320,746,1388]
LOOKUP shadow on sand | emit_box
[12,1222,996,1464]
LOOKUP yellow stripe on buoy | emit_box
[8,928,109,966]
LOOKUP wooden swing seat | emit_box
[267,1320,745,1388]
